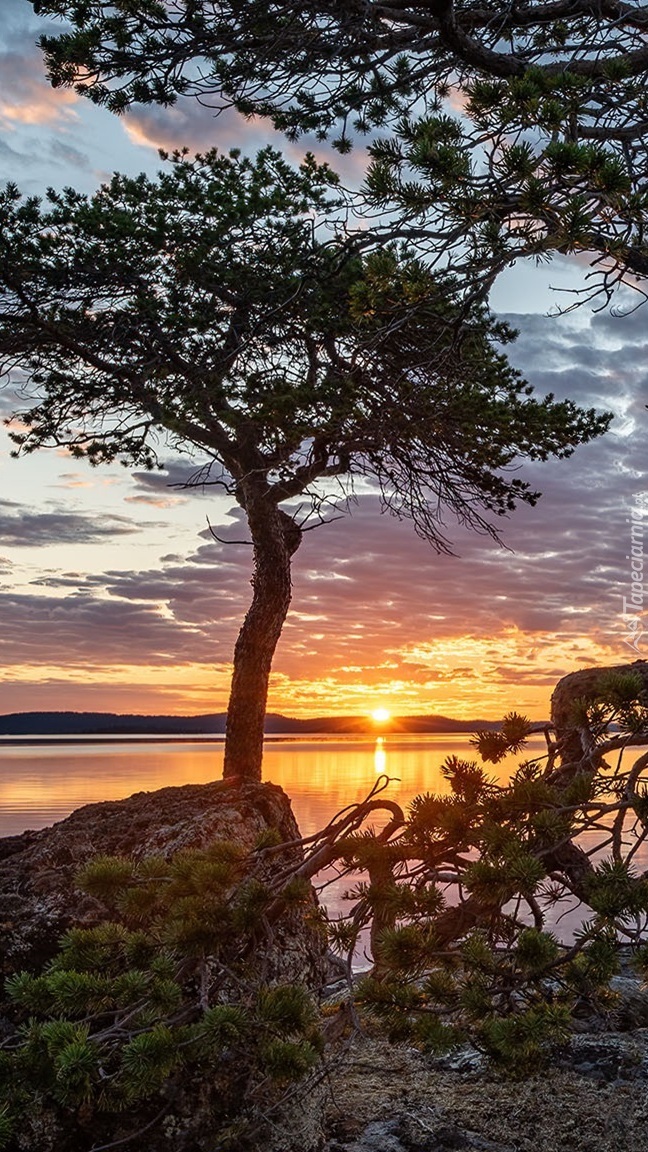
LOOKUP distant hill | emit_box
[0,711,504,737]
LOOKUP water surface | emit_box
[3,733,648,946]
[0,733,545,840]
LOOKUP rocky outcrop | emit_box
[550,658,648,766]
[324,1034,648,1152]
[8,779,648,1152]
[0,779,331,1152]
[0,777,326,985]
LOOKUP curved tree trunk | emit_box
[550,658,648,769]
[223,493,302,782]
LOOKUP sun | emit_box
[371,708,391,724]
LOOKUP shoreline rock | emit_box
[0,778,323,981]
[324,1033,648,1152]
[0,779,330,1151]
[6,783,648,1151]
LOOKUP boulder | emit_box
[0,779,330,1152]
[0,777,326,984]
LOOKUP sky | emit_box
[0,0,646,721]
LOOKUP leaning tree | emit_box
[0,147,608,780]
[33,0,648,300]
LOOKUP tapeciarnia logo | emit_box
[622,493,647,653]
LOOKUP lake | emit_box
[0,732,542,959]
[1,732,643,946]
[0,732,545,841]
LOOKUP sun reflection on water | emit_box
[0,733,545,841]
[374,737,387,775]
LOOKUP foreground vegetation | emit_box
[0,834,325,1150]
[2,668,648,1148]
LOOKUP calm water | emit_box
[0,733,545,841]
[0,733,537,960]
[2,733,647,947]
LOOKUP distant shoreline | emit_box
[0,710,518,739]
[0,735,229,746]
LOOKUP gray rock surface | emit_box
[0,777,326,985]
[327,1114,516,1152]
[324,1033,648,1152]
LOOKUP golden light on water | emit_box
[0,733,551,841]
[374,736,387,774]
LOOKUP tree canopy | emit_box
[33,0,648,299]
[0,146,608,778]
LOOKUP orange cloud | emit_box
[0,87,77,127]
[122,103,265,155]
[0,52,79,129]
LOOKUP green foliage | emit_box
[412,1014,460,1054]
[440,755,490,802]
[477,1005,572,1074]
[257,984,317,1033]
[515,928,560,973]
[0,1109,12,1151]
[471,713,534,764]
[331,672,648,1072]
[566,932,619,995]
[260,1039,319,1082]
[374,924,438,973]
[0,146,608,553]
[0,841,322,1150]
[5,673,648,1149]
[119,1026,179,1103]
[77,854,135,901]
[196,1004,248,1047]
[32,0,648,298]
[586,859,648,920]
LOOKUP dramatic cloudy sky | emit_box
[0,0,646,719]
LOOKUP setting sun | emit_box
[371,708,391,724]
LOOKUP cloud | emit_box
[0,501,162,547]
[125,460,224,508]
[0,307,645,717]
[0,385,23,420]
[0,676,222,716]
[105,310,644,702]
[122,102,268,157]
[0,12,79,132]
[49,138,92,173]
[121,99,369,186]
[0,589,206,666]
[53,472,95,490]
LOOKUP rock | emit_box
[0,777,326,985]
[559,1032,648,1083]
[428,1045,485,1075]
[0,779,330,1152]
[550,660,648,767]
[327,1111,516,1152]
[324,1035,648,1152]
[609,976,648,1029]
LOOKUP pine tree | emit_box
[0,839,324,1151]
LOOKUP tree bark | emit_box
[223,493,302,782]
[550,659,648,769]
